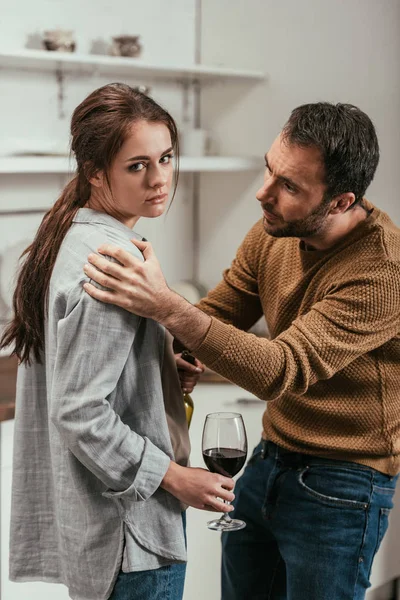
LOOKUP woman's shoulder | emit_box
[51,215,143,302]
[63,216,144,262]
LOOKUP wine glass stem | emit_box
[220,501,232,523]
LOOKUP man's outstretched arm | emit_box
[83,238,400,402]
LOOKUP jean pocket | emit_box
[297,464,371,509]
[373,483,397,496]
[373,507,391,555]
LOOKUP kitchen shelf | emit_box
[0,155,262,174]
[0,49,266,82]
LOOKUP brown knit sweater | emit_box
[194,201,400,475]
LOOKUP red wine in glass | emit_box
[202,412,248,531]
[202,447,246,478]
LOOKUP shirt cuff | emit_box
[102,437,171,502]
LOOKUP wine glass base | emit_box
[207,518,246,532]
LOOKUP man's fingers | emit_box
[130,238,155,261]
[86,253,124,280]
[83,282,115,304]
[83,263,122,292]
[96,243,141,267]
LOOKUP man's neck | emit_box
[301,204,369,251]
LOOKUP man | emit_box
[83,102,400,600]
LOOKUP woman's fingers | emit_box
[201,479,235,512]
[217,482,236,503]
[180,374,199,393]
[161,463,235,513]
[175,354,204,373]
[175,354,204,393]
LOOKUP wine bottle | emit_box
[181,350,196,428]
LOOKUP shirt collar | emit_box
[72,208,142,239]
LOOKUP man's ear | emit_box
[329,192,356,214]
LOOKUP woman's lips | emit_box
[146,193,167,204]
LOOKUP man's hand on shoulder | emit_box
[83,238,212,352]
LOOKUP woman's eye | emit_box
[160,153,174,164]
[129,162,145,172]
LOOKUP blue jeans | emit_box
[109,563,186,600]
[221,441,399,600]
[109,514,187,600]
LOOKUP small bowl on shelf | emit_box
[110,35,142,58]
[43,29,76,52]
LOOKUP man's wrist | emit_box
[154,289,186,326]
[155,290,212,351]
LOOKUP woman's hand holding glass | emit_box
[202,412,248,531]
[161,461,235,513]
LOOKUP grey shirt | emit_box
[9,209,188,600]
[122,331,190,573]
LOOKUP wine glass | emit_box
[202,412,248,531]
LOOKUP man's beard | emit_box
[263,199,331,239]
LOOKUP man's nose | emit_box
[256,178,274,202]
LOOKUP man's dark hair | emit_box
[281,102,380,205]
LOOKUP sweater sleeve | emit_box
[193,261,400,400]
[195,221,264,331]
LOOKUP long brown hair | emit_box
[0,83,180,364]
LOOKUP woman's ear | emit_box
[88,170,104,188]
[84,161,104,188]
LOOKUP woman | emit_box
[0,83,234,600]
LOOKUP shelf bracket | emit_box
[55,66,66,119]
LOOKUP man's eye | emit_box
[284,182,296,193]
[129,162,145,172]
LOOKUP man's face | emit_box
[256,135,331,239]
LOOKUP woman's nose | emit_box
[148,165,168,189]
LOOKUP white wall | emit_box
[199,0,400,288]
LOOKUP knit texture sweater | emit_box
[194,201,400,475]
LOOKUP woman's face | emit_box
[91,120,174,228]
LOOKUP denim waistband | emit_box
[260,440,398,482]
[261,440,305,467]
